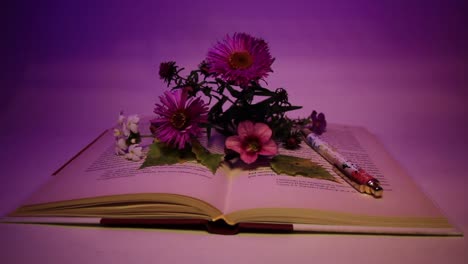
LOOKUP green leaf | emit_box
[140,141,196,169]
[191,140,224,174]
[270,155,338,182]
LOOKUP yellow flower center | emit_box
[229,51,253,70]
[171,111,188,129]
[246,139,261,153]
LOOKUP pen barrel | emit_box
[304,133,383,198]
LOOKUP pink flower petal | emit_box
[253,122,272,143]
[237,120,255,139]
[259,140,278,156]
[240,151,258,164]
[175,89,188,109]
[225,136,243,153]
[160,91,178,111]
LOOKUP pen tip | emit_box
[367,180,383,198]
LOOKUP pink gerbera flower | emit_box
[225,121,278,164]
[206,33,275,87]
[152,89,208,149]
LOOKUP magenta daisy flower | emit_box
[206,33,275,87]
[152,89,208,149]
[225,121,278,164]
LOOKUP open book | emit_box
[4,123,461,235]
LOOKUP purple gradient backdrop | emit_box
[1,0,468,262]
[2,0,467,219]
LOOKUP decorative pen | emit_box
[301,128,383,198]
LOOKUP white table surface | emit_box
[2,1,467,263]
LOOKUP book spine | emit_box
[100,218,294,235]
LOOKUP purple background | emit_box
[1,0,468,263]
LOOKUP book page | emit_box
[22,129,229,212]
[224,124,445,219]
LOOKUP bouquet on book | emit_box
[115,33,331,180]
